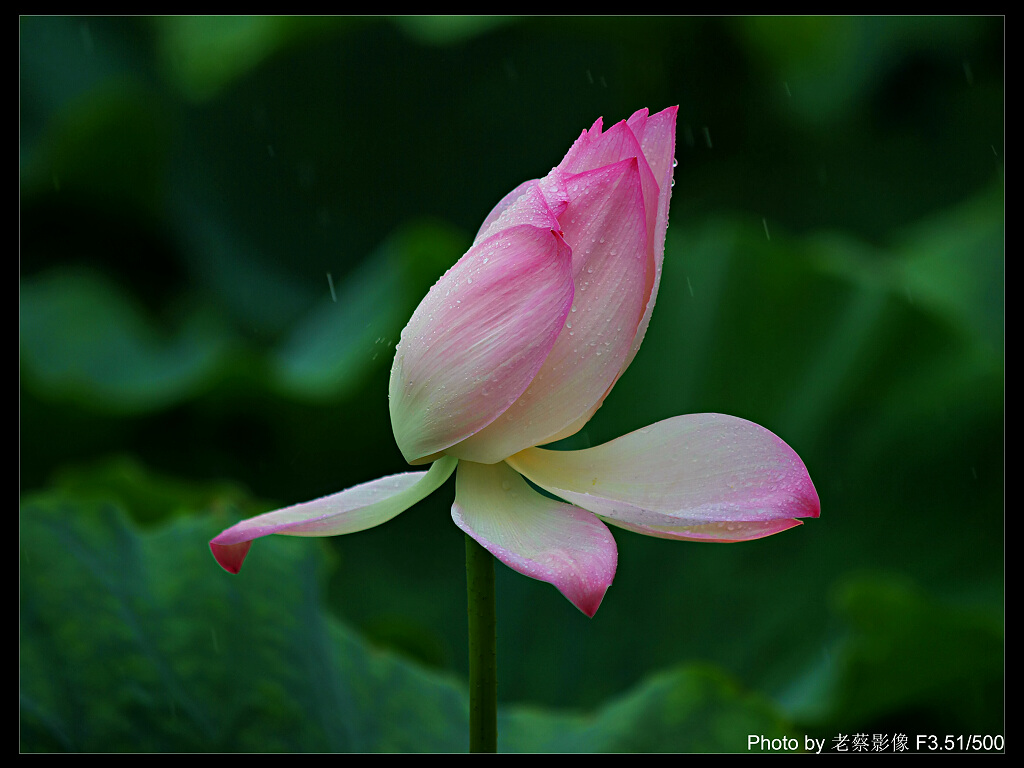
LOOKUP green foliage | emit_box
[21,269,233,412]
[809,576,1003,734]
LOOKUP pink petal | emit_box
[506,414,819,535]
[449,158,648,463]
[389,184,574,464]
[620,106,677,376]
[210,456,458,573]
[451,460,617,617]
[473,175,570,246]
[603,518,805,543]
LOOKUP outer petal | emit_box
[449,159,648,464]
[603,517,805,543]
[210,456,458,573]
[452,460,617,617]
[389,184,573,464]
[473,179,538,245]
[506,414,819,535]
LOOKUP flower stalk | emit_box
[465,533,497,753]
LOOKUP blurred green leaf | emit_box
[813,182,1004,358]
[391,16,518,45]
[152,16,355,102]
[20,485,467,752]
[784,574,1003,735]
[895,186,1004,356]
[271,221,467,401]
[737,16,986,126]
[20,269,234,413]
[22,79,170,218]
[51,455,255,528]
[503,665,791,753]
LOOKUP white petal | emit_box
[210,456,458,573]
[507,414,819,530]
[451,460,617,617]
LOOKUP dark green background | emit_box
[21,16,1003,752]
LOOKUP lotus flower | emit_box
[210,107,819,617]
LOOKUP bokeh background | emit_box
[21,16,1003,752]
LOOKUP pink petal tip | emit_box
[210,539,252,574]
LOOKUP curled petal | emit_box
[474,173,570,246]
[506,414,819,534]
[390,185,574,464]
[451,159,648,463]
[210,456,458,573]
[452,460,617,617]
[473,179,538,245]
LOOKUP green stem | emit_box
[465,533,497,753]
